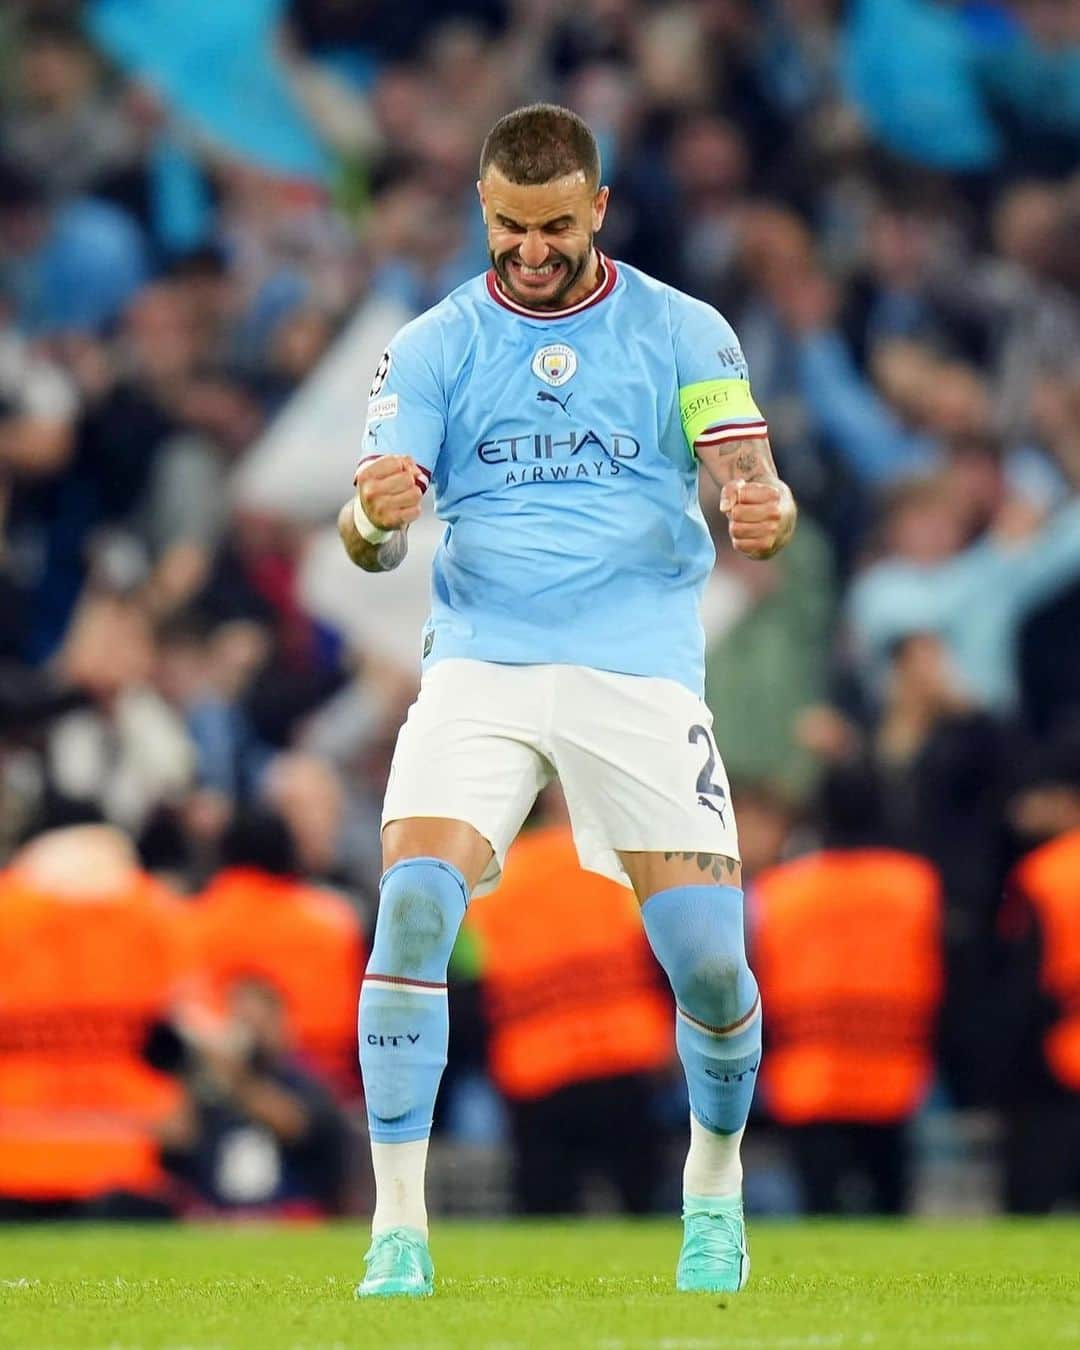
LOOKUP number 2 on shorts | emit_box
[688,723,726,799]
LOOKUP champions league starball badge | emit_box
[369,349,391,399]
[531,344,578,387]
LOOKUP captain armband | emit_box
[679,379,768,458]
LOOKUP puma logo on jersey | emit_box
[536,389,574,415]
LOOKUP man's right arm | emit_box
[338,453,423,574]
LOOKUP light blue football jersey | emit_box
[357,255,767,697]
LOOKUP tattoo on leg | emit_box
[662,851,738,883]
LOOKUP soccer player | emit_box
[339,104,796,1298]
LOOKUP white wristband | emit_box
[353,493,392,545]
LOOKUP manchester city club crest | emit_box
[531,343,578,387]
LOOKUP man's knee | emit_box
[369,857,468,979]
[679,951,749,1029]
[641,883,756,1025]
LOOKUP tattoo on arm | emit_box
[700,434,797,558]
[734,447,765,478]
[725,437,779,485]
[337,500,409,573]
[663,851,739,882]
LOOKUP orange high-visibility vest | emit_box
[753,850,942,1125]
[0,870,187,1200]
[1010,829,1080,1091]
[189,868,364,1094]
[464,827,673,1101]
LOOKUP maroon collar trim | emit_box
[485,253,618,319]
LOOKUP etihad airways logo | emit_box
[476,427,640,484]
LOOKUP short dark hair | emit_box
[480,104,601,190]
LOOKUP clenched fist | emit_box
[719,478,791,559]
[356,455,424,531]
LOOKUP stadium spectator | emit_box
[0,302,79,655]
[839,201,957,369]
[926,181,1080,442]
[154,608,273,806]
[752,770,944,1214]
[457,794,674,1214]
[1,15,140,202]
[994,733,1080,1212]
[0,818,188,1218]
[0,304,77,479]
[0,155,148,336]
[17,280,247,657]
[187,808,364,1096]
[797,632,1018,1106]
[260,750,379,896]
[974,0,1080,180]
[46,592,195,834]
[149,975,353,1217]
[846,479,1080,712]
[664,113,750,307]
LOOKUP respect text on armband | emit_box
[681,388,738,427]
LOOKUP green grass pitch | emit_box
[1,1219,1078,1348]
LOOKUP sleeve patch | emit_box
[369,349,391,398]
[679,378,764,452]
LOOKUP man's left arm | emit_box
[697,434,797,561]
[673,299,796,561]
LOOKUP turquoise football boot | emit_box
[355,1227,434,1298]
[676,1195,750,1293]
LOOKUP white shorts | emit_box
[382,659,739,894]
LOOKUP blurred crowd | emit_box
[0,0,1078,1218]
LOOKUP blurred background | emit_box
[0,0,1077,1224]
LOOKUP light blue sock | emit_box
[359,857,468,1143]
[642,884,761,1136]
